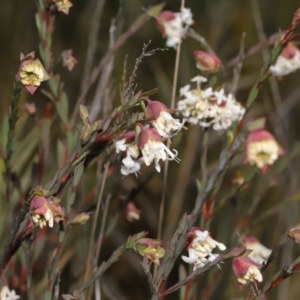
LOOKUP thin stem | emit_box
[5,80,22,202]
[157,0,185,240]
[80,0,107,96]
[85,162,110,298]
[94,195,111,300]
[251,0,282,108]
[155,0,185,281]
[200,130,209,187]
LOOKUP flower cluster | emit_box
[16,52,49,95]
[245,129,284,173]
[115,99,182,176]
[243,236,272,265]
[30,195,64,229]
[178,76,245,131]
[156,8,193,48]
[0,286,20,300]
[181,227,226,271]
[232,256,263,285]
[270,43,300,77]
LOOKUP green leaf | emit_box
[146,3,165,17]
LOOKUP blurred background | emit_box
[1,0,300,299]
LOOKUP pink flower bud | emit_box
[134,238,165,265]
[232,256,263,285]
[281,43,298,59]
[156,11,176,38]
[288,223,300,244]
[194,50,221,72]
[145,99,182,138]
[138,127,162,150]
[292,7,300,26]
[125,202,141,222]
[145,99,175,120]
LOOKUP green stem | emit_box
[44,161,85,300]
[5,80,22,202]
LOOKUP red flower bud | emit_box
[194,50,220,72]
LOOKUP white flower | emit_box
[232,256,263,285]
[115,135,139,159]
[270,43,300,77]
[138,127,180,173]
[152,111,183,138]
[145,100,184,138]
[178,81,245,132]
[191,75,207,84]
[209,93,245,131]
[181,228,226,271]
[141,139,179,173]
[244,237,272,265]
[120,155,141,176]
[179,84,191,96]
[238,265,263,285]
[116,139,127,153]
[0,286,20,300]
[156,8,193,48]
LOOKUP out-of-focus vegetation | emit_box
[1,0,300,299]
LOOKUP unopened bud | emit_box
[70,213,90,225]
[79,105,90,125]
[81,124,91,143]
[194,50,220,72]
[289,223,300,244]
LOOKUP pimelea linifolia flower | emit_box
[181,227,226,270]
[115,131,141,176]
[245,129,284,173]
[178,76,245,131]
[54,0,73,15]
[16,52,49,95]
[232,256,263,285]
[125,202,141,222]
[145,99,183,138]
[138,126,180,173]
[30,196,63,228]
[243,236,272,265]
[0,286,20,300]
[134,238,165,265]
[270,43,300,77]
[194,50,221,73]
[62,49,77,71]
[288,223,300,244]
[156,8,193,48]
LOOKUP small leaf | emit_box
[146,3,165,17]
